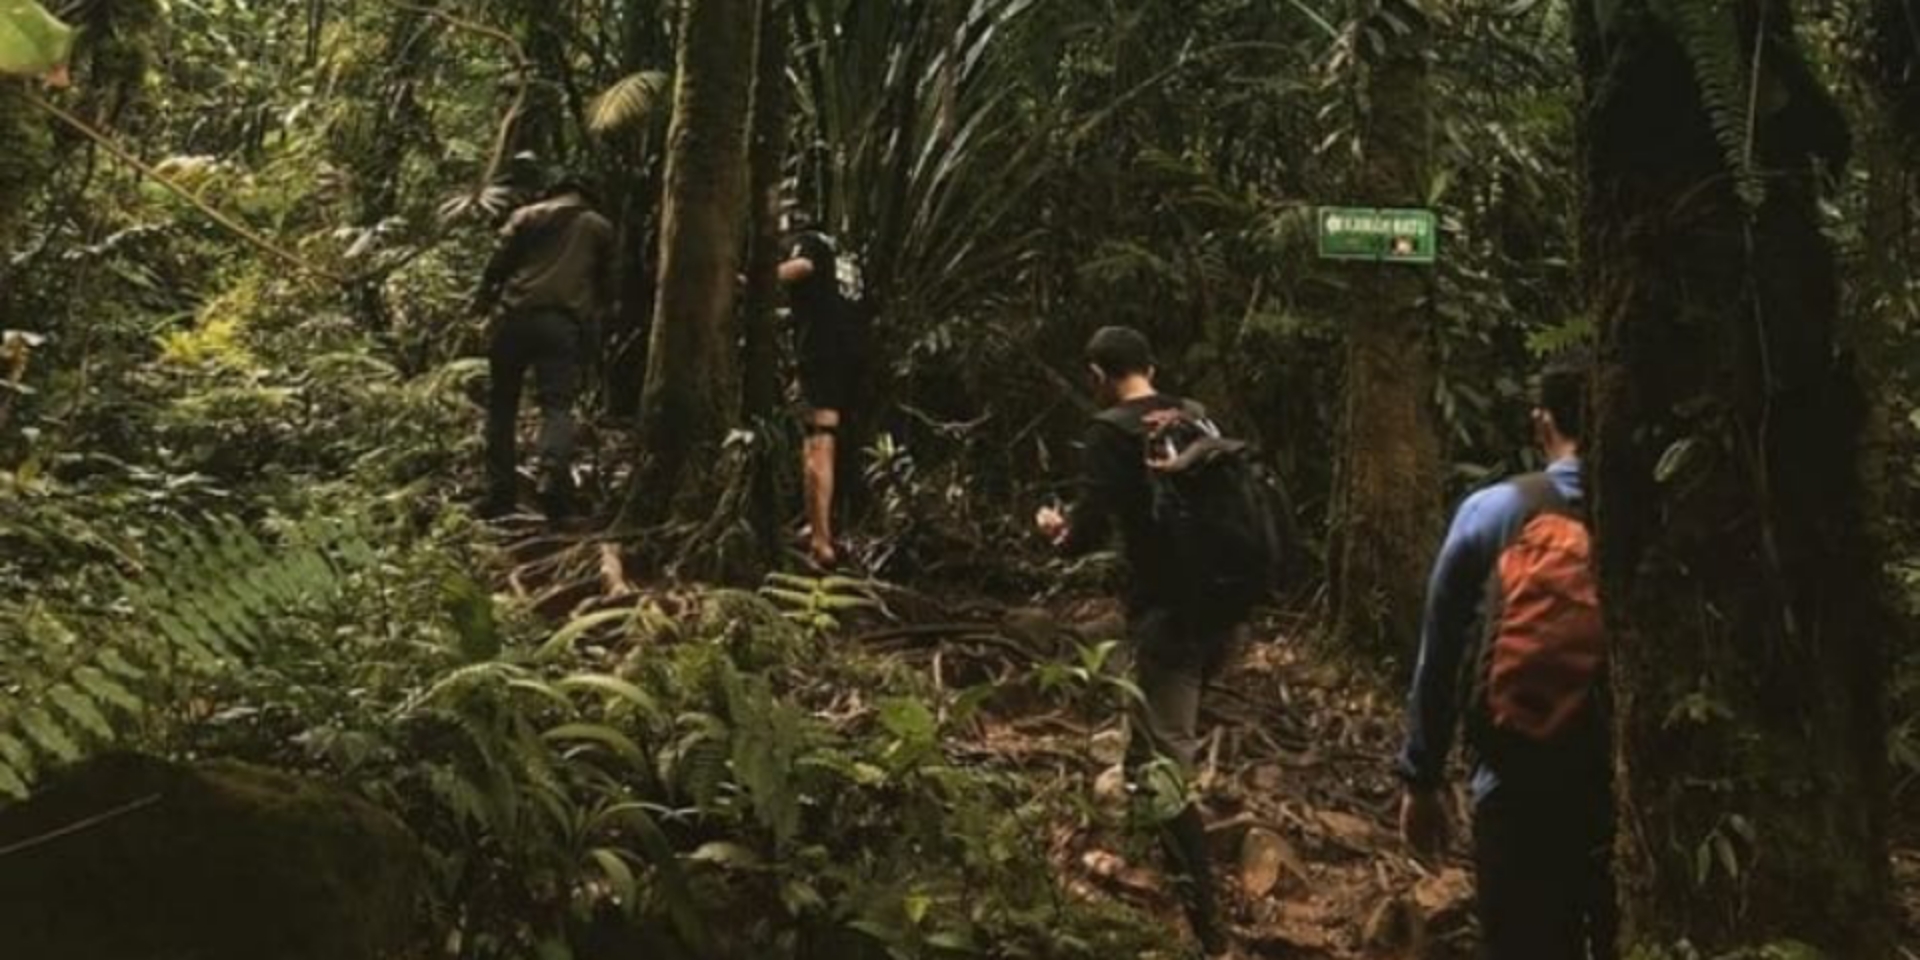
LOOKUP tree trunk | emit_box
[742,0,790,426]
[602,9,673,421]
[740,0,793,556]
[626,0,755,523]
[1329,0,1443,661]
[1578,0,1893,953]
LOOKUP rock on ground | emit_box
[0,751,426,960]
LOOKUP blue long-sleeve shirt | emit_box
[1398,457,1583,805]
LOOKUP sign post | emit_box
[1317,207,1437,265]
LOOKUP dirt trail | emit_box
[487,520,1919,958]
[847,587,1476,959]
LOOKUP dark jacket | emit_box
[1061,393,1194,612]
[479,195,616,321]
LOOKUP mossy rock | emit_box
[0,752,426,960]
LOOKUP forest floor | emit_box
[868,589,1473,960]
[852,580,1920,959]
[495,510,1920,958]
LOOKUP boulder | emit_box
[0,752,425,960]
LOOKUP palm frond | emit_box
[589,70,672,135]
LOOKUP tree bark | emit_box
[1578,0,1893,953]
[1329,0,1444,661]
[742,0,790,426]
[626,0,755,523]
[740,0,793,556]
[602,8,674,421]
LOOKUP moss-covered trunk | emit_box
[1578,0,1893,953]
[1329,0,1443,660]
[628,0,755,522]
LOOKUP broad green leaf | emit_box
[0,0,71,77]
[505,677,574,712]
[587,847,638,907]
[877,697,937,748]
[542,723,645,763]
[557,674,662,717]
[904,892,932,925]
[538,607,637,660]
[688,840,763,870]
[925,930,978,951]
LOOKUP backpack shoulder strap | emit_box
[1511,472,1560,515]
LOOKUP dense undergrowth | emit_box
[4,0,1920,955]
[0,276,1182,956]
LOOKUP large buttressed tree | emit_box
[629,0,756,521]
[1578,0,1893,951]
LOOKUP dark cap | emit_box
[1084,326,1156,377]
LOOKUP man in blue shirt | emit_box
[1396,362,1615,959]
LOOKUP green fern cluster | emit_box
[0,514,374,798]
[1653,0,1765,209]
[758,572,879,636]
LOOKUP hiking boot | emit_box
[536,472,577,522]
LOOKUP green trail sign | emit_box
[1317,206,1437,265]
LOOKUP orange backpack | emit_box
[1472,474,1608,744]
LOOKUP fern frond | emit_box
[1657,0,1764,208]
[588,71,671,135]
[0,512,378,798]
[0,733,34,776]
[19,705,81,762]
[0,761,27,800]
[47,684,113,740]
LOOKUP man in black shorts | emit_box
[778,221,862,567]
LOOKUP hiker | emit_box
[1395,360,1615,960]
[777,214,866,567]
[472,176,616,522]
[1037,326,1275,960]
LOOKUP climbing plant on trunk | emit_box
[1578,0,1893,953]
[627,0,755,523]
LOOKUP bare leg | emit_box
[804,408,840,567]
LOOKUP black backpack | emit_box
[1126,403,1283,624]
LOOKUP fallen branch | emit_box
[25,92,346,284]
[0,793,161,860]
[850,622,997,646]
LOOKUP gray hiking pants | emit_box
[1123,607,1244,955]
